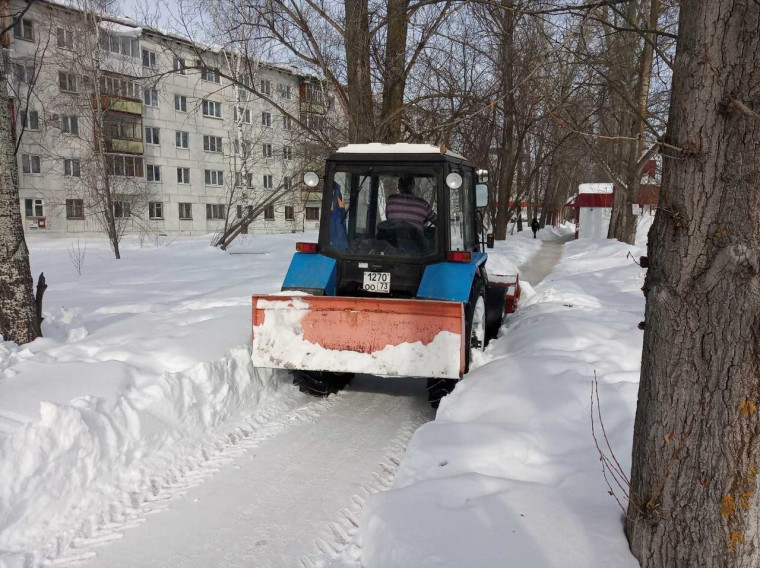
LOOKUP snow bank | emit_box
[0,234,311,567]
[350,234,645,567]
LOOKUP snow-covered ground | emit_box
[0,220,651,568]
[340,226,647,567]
[0,233,312,567]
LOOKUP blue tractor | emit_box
[251,144,520,407]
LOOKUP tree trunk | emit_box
[626,3,760,566]
[344,0,375,143]
[379,0,408,143]
[0,54,39,344]
[608,0,658,245]
[492,0,515,240]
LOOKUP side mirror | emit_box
[475,184,488,208]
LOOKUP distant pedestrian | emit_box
[530,218,540,239]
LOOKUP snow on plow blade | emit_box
[251,295,465,379]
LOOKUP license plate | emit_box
[363,271,391,293]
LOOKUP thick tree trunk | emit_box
[344,0,375,143]
[626,2,760,566]
[379,0,408,143]
[0,55,39,344]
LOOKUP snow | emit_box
[0,233,312,567]
[99,21,142,37]
[579,183,613,194]
[341,226,647,568]
[1,220,646,568]
[335,143,466,160]
[252,297,462,378]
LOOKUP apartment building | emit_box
[6,0,328,237]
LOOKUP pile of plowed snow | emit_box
[0,234,308,568]
[346,234,646,568]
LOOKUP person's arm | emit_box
[424,202,438,225]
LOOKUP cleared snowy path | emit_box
[81,375,433,568]
[516,238,568,287]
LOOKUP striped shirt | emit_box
[385,193,437,230]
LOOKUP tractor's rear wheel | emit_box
[292,371,353,396]
[428,280,488,409]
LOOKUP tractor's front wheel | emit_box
[292,371,353,396]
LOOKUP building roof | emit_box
[335,143,466,160]
[566,184,660,208]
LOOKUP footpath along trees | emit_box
[626,1,760,566]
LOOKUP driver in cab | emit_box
[385,174,437,231]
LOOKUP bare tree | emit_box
[0,2,43,344]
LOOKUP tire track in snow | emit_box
[40,390,340,568]
[76,376,433,568]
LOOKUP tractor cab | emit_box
[312,144,481,297]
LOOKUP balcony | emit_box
[92,94,142,116]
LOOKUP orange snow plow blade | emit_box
[251,295,465,379]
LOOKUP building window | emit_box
[283,176,291,190]
[106,155,143,177]
[179,202,193,220]
[147,164,161,182]
[13,63,35,84]
[57,27,74,49]
[143,87,159,106]
[262,143,272,158]
[202,99,222,118]
[99,75,140,98]
[264,205,275,220]
[21,110,39,131]
[100,32,139,57]
[25,198,44,217]
[173,57,186,74]
[21,154,41,174]
[149,201,163,219]
[62,115,79,135]
[104,114,141,140]
[207,204,225,219]
[263,174,273,189]
[145,126,160,145]
[174,95,187,112]
[63,158,81,177]
[203,135,223,152]
[142,49,157,69]
[306,83,323,102]
[261,111,271,127]
[66,199,84,219]
[13,18,34,41]
[284,205,294,220]
[234,107,251,123]
[59,71,77,93]
[204,170,224,186]
[282,115,292,130]
[305,206,320,221]
[283,146,292,160]
[177,167,190,184]
[260,79,271,95]
[176,131,189,148]
[278,84,291,99]
[235,172,253,187]
[113,201,131,218]
[201,68,220,83]
[206,203,226,219]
